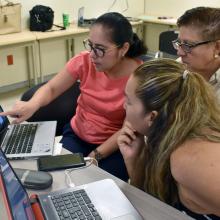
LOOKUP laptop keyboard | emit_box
[51,189,102,220]
[5,124,37,154]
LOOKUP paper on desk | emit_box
[53,142,63,155]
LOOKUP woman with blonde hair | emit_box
[118,58,220,219]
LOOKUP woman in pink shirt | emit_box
[3,12,147,181]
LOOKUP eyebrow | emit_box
[177,38,197,45]
[88,39,106,48]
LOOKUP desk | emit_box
[138,15,177,26]
[11,158,193,220]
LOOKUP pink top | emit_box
[66,51,141,144]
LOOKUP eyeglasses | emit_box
[172,39,213,53]
[83,39,120,58]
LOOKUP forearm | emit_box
[28,83,58,110]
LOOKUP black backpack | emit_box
[29,5,54,32]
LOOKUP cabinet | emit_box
[0,31,37,93]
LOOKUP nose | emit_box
[89,49,97,59]
[176,46,186,57]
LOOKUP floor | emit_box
[0,87,29,112]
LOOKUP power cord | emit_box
[107,0,117,12]
[65,157,98,187]
[122,0,129,13]
[107,0,129,13]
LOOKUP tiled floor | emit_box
[0,87,29,111]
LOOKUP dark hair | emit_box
[92,12,147,58]
[177,7,220,41]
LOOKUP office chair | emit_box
[21,81,80,136]
[155,30,179,59]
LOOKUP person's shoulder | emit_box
[170,138,220,182]
[69,51,90,61]
[67,51,91,67]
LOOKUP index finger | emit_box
[0,110,19,118]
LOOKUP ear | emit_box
[120,42,130,57]
[145,110,158,128]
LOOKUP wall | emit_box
[12,0,144,29]
[144,0,220,18]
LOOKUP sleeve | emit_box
[65,51,90,82]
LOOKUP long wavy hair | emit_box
[133,58,220,205]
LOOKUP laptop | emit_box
[0,148,143,220]
[0,105,57,159]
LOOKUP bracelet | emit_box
[93,149,103,161]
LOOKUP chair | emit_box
[21,81,80,136]
[155,30,179,59]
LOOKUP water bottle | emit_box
[63,13,69,28]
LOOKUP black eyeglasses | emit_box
[83,39,120,58]
[172,39,213,53]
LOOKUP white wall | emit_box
[144,0,220,18]
[11,0,144,29]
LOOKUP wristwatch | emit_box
[93,149,103,161]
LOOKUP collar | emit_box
[209,68,220,85]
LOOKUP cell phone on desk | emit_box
[37,153,86,171]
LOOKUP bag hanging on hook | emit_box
[0,0,21,35]
[29,5,65,32]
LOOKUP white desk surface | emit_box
[33,24,90,40]
[138,15,177,26]
[0,20,143,44]
[0,30,36,46]
[10,153,193,220]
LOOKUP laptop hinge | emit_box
[30,194,45,220]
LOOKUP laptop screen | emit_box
[0,105,9,136]
[0,149,35,220]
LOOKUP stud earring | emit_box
[215,54,219,58]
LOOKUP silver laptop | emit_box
[0,148,143,220]
[0,105,57,159]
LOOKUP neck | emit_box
[199,64,219,81]
[105,57,132,79]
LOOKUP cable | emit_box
[64,157,98,187]
[107,0,129,13]
[121,0,129,13]
[84,157,98,166]
[107,0,117,12]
